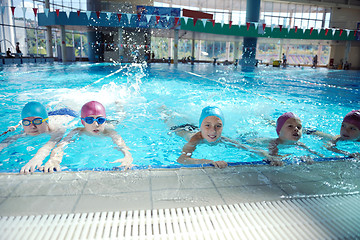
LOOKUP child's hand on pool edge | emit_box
[40,159,61,173]
[111,155,133,170]
[20,158,43,174]
[210,160,228,168]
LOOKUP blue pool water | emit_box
[0,62,359,172]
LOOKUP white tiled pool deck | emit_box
[1,160,359,217]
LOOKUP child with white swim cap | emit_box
[42,101,133,172]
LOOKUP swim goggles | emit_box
[81,117,106,125]
[22,118,48,126]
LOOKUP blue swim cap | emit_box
[199,106,224,127]
[21,101,48,120]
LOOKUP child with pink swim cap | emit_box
[267,112,324,166]
[42,101,133,172]
[308,110,360,159]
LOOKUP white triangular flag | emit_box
[166,16,170,22]
[107,12,112,19]
[65,10,70,18]
[22,7,27,15]
[86,11,91,19]
[287,25,291,33]
[126,14,132,24]
[346,29,350,36]
[317,28,321,34]
[332,29,336,36]
[201,19,207,27]
[44,8,49,17]
[303,28,306,34]
[183,17,189,25]
[221,20,224,27]
[254,22,258,29]
[271,24,275,32]
[146,14,152,23]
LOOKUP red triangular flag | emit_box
[229,21,232,29]
[96,11,100,18]
[295,26,298,33]
[11,6,15,16]
[310,27,314,35]
[77,10,80,16]
[193,18,198,26]
[210,20,215,27]
[56,9,60,17]
[279,25,282,32]
[262,23,266,31]
[174,17,180,26]
[246,22,250,30]
[33,8,38,17]
[325,28,329,36]
[354,30,357,36]
[156,16,160,24]
[137,13,141,21]
[339,29,343,36]
[117,13,122,22]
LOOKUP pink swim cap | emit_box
[276,112,299,135]
[343,110,360,130]
[81,101,106,125]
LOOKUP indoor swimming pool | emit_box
[0,62,359,172]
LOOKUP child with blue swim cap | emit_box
[0,101,78,174]
[161,105,256,168]
[42,101,133,172]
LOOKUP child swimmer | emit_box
[0,101,77,174]
[163,106,279,168]
[306,110,360,159]
[267,112,324,166]
[42,101,133,172]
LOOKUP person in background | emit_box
[43,101,133,172]
[312,54,318,68]
[6,48,13,57]
[16,42,22,54]
[282,53,287,67]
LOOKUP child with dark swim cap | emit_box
[307,110,360,158]
[267,112,324,166]
[0,101,77,174]
[43,101,133,172]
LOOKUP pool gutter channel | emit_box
[1,194,360,239]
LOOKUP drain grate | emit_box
[1,194,360,239]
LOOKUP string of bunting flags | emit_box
[1,5,358,38]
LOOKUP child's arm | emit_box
[304,128,335,141]
[41,128,81,173]
[177,132,228,168]
[19,130,65,174]
[325,137,359,159]
[297,142,324,158]
[223,136,285,166]
[107,129,133,170]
